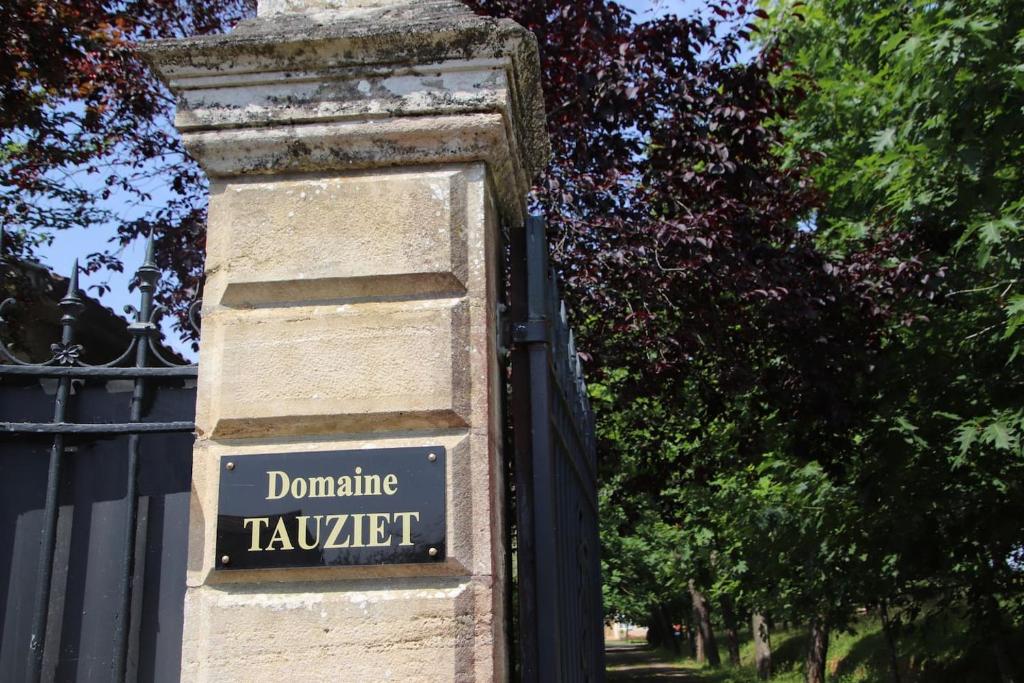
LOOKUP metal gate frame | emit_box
[509,215,605,682]
[0,236,198,682]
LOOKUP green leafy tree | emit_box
[769,1,1024,679]
[1,0,251,326]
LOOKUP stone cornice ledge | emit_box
[185,114,526,223]
[141,0,549,219]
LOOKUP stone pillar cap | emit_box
[259,0,420,16]
[142,0,550,219]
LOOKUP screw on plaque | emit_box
[221,555,231,565]
[225,461,235,471]
[428,452,437,462]
[428,547,439,557]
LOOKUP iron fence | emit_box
[509,215,605,683]
[0,236,198,682]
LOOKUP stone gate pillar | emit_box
[143,2,548,680]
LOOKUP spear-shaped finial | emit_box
[59,260,84,309]
[133,232,162,328]
[144,232,157,270]
[55,260,85,352]
[136,231,161,289]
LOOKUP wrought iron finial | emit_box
[144,229,157,266]
[49,260,86,365]
[58,260,85,326]
[136,232,162,299]
[124,232,163,339]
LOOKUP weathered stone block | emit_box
[259,0,415,16]
[180,576,500,682]
[204,168,469,307]
[198,300,470,439]
[173,63,512,131]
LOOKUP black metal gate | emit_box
[509,216,605,682]
[0,238,197,682]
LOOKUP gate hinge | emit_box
[511,319,548,345]
[127,321,159,336]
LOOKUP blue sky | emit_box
[617,0,705,18]
[36,161,190,355]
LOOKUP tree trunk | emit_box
[805,617,829,683]
[689,579,721,667]
[980,591,1018,683]
[646,606,663,648]
[720,596,741,666]
[662,605,681,655]
[992,637,1017,683]
[685,621,697,658]
[752,612,772,680]
[878,603,902,683]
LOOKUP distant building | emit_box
[1,258,184,364]
[604,621,649,642]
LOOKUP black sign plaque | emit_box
[215,446,446,570]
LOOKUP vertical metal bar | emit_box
[512,215,605,681]
[524,216,563,683]
[112,409,143,681]
[592,506,606,681]
[510,219,539,683]
[26,262,83,682]
[111,236,159,682]
[26,436,65,682]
